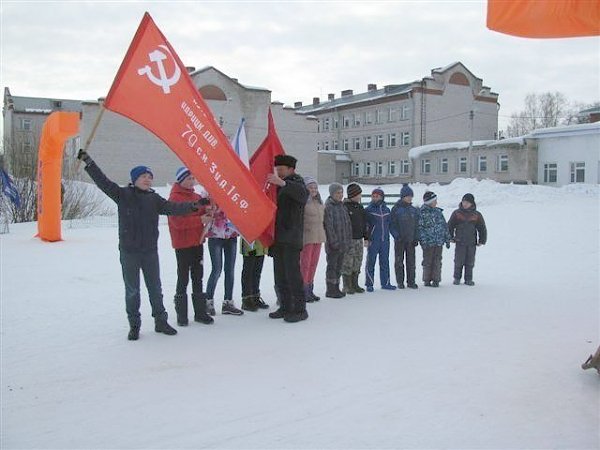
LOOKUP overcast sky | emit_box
[1,1,599,131]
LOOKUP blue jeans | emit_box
[119,250,167,328]
[365,239,391,288]
[206,237,237,300]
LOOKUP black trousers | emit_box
[272,244,306,314]
[454,244,477,282]
[422,246,443,283]
[326,249,345,283]
[175,246,203,296]
[241,252,265,297]
[394,239,416,285]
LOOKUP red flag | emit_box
[487,0,600,38]
[103,13,276,242]
[249,109,285,247]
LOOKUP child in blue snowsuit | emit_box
[364,188,396,292]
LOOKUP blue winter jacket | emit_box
[390,200,420,243]
[365,200,392,243]
[418,204,450,248]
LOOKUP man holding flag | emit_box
[266,155,309,323]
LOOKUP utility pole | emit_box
[468,109,474,178]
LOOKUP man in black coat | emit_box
[266,154,309,323]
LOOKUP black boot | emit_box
[255,294,270,309]
[309,283,320,302]
[326,281,345,298]
[155,320,177,335]
[304,284,314,303]
[352,272,365,293]
[342,274,355,295]
[242,295,259,312]
[192,293,214,324]
[128,326,140,341]
[174,294,188,326]
[269,286,285,318]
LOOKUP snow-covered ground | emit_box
[2,179,599,449]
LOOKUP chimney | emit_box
[341,89,353,97]
[185,66,196,73]
[328,93,335,101]
[313,97,320,106]
[368,83,377,91]
[294,101,303,108]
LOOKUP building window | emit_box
[365,112,373,125]
[323,117,330,131]
[343,139,349,152]
[376,135,384,149]
[324,141,330,151]
[376,162,384,176]
[353,138,361,151]
[365,136,372,150]
[333,117,339,129]
[387,133,397,147]
[22,138,33,153]
[440,158,449,173]
[332,140,339,151]
[497,155,509,172]
[543,163,558,183]
[376,110,384,124]
[364,162,372,177]
[317,120,320,133]
[570,162,585,183]
[401,132,411,146]
[458,157,467,173]
[400,104,410,120]
[20,118,32,131]
[352,163,360,177]
[478,156,487,172]
[317,142,320,151]
[343,115,350,129]
[354,113,362,127]
[388,161,396,176]
[421,159,431,174]
[400,160,410,174]
[388,107,396,122]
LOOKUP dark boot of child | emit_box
[352,272,365,293]
[342,274,355,295]
[174,294,188,326]
[192,293,214,324]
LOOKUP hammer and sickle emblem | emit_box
[137,45,181,94]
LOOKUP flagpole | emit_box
[76,103,105,170]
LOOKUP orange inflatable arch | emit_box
[37,112,80,242]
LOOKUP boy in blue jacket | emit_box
[78,150,199,341]
[365,188,397,292]
[390,184,420,289]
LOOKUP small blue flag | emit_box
[0,168,21,208]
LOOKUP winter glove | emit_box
[76,149,92,164]
[413,241,418,247]
[445,242,451,249]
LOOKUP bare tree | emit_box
[506,92,570,137]
[1,139,111,223]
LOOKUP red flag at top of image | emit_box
[103,12,276,243]
[249,109,285,247]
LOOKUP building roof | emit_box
[529,122,600,139]
[579,105,600,115]
[408,140,496,159]
[190,66,270,92]
[297,83,414,114]
[6,94,82,114]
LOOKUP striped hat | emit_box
[423,191,437,205]
[347,183,362,198]
[175,167,191,184]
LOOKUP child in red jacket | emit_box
[168,167,214,325]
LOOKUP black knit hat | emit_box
[462,193,475,204]
[347,183,362,198]
[423,191,437,205]
[274,154,297,168]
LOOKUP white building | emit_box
[533,122,600,186]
